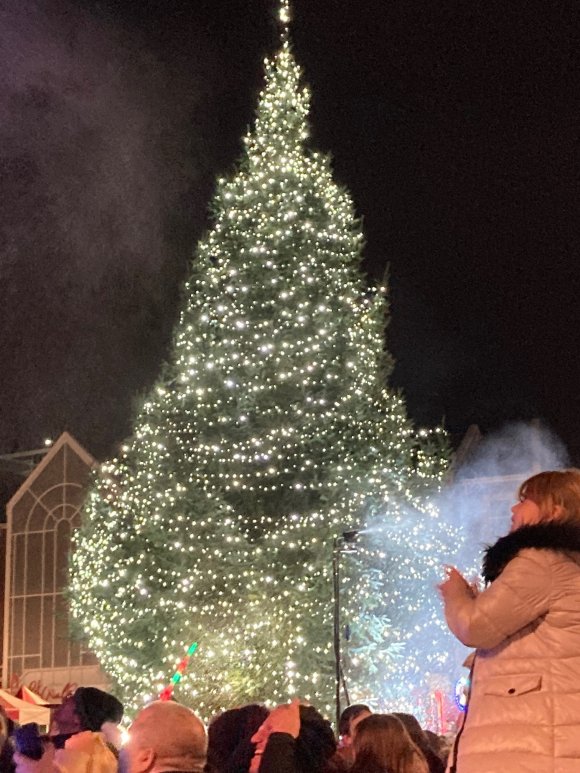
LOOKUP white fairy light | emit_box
[69,12,453,725]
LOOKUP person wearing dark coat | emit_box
[205,704,269,773]
[250,701,343,773]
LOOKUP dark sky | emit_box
[1,0,579,462]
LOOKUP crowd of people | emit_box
[0,688,450,773]
[3,467,580,773]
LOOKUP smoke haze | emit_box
[0,0,221,457]
[443,421,569,555]
[350,421,571,717]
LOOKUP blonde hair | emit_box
[519,469,580,522]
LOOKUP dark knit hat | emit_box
[73,687,123,731]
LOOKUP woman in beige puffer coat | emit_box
[439,469,580,773]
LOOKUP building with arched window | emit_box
[1,433,107,699]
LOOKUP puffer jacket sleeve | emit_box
[444,549,552,649]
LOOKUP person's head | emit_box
[122,700,207,773]
[512,469,580,530]
[52,687,123,736]
[352,714,427,773]
[424,730,449,764]
[74,687,124,733]
[207,704,269,773]
[338,704,371,746]
[392,714,444,773]
[51,694,82,735]
[294,705,336,773]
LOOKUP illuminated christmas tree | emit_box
[70,2,453,719]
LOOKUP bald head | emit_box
[124,701,207,773]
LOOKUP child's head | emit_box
[519,469,580,522]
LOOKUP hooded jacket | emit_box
[444,520,580,773]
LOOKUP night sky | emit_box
[1,0,579,462]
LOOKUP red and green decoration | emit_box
[159,642,199,701]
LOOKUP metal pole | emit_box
[332,538,341,734]
[340,661,350,706]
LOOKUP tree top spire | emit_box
[278,0,291,40]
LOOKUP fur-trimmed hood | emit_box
[483,519,580,583]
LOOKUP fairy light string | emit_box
[69,5,457,723]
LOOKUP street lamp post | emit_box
[332,529,359,732]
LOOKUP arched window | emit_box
[4,434,99,689]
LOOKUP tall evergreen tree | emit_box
[70,3,453,719]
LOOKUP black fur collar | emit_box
[483,520,580,583]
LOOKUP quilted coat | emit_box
[444,520,580,773]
